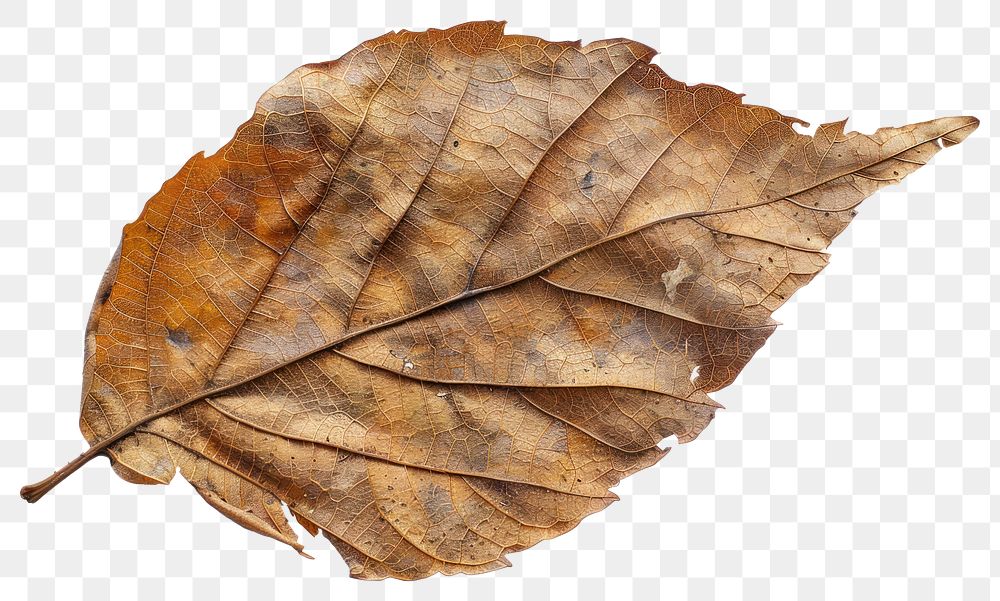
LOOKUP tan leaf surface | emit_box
[22,21,977,579]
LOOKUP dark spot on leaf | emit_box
[453,139,459,148]
[579,170,595,198]
[287,268,310,283]
[593,348,608,368]
[166,327,192,350]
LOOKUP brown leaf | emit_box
[21,21,978,579]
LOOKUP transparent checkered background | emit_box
[1,1,995,599]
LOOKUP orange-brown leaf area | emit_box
[23,21,977,579]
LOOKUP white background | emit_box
[1,1,995,599]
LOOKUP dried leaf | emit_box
[22,21,977,579]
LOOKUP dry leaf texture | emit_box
[22,21,977,579]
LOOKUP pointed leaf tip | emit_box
[939,115,979,147]
[912,115,979,147]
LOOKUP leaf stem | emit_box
[20,445,106,503]
[20,395,202,502]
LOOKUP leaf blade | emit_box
[23,21,977,580]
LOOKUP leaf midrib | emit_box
[103,81,975,459]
